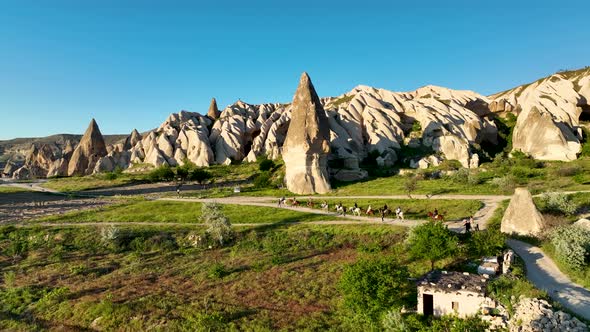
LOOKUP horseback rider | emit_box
[395,206,402,219]
[433,208,439,218]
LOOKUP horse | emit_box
[335,204,346,216]
[350,207,362,216]
[396,211,404,220]
[288,198,300,207]
[307,199,314,208]
[379,208,391,222]
[366,205,374,216]
[427,211,444,222]
[320,202,329,210]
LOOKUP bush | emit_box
[469,230,506,257]
[490,175,516,194]
[208,263,228,279]
[404,176,418,198]
[148,165,175,182]
[550,225,590,270]
[554,165,581,177]
[406,221,458,270]
[339,256,412,320]
[451,169,481,185]
[258,158,275,172]
[189,168,212,184]
[253,171,272,188]
[538,192,577,216]
[200,203,234,246]
[438,160,462,171]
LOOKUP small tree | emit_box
[339,256,412,320]
[469,229,506,258]
[200,202,233,246]
[190,168,212,184]
[404,176,418,199]
[258,158,275,172]
[406,221,458,270]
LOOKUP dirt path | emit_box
[158,194,505,231]
[506,239,590,321]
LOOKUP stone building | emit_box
[417,270,495,318]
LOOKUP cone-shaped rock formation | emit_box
[282,72,331,194]
[207,98,221,120]
[67,119,108,176]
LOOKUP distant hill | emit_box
[0,133,127,164]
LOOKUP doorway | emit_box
[423,294,434,316]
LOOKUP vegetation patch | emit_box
[35,199,338,224]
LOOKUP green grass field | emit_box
[298,198,483,220]
[0,186,31,194]
[35,200,341,224]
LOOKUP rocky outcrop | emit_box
[2,160,19,177]
[509,297,587,332]
[573,218,590,231]
[501,188,546,236]
[207,98,221,120]
[282,72,331,194]
[67,119,108,176]
[47,140,75,177]
[490,68,590,161]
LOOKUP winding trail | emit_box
[507,239,590,321]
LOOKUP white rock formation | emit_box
[501,188,546,236]
[282,72,332,194]
[490,68,590,161]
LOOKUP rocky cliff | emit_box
[490,67,590,160]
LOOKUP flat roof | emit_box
[418,270,488,295]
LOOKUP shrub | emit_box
[538,192,577,216]
[189,168,212,184]
[406,221,458,270]
[148,165,175,182]
[99,225,123,251]
[411,121,422,132]
[208,263,228,279]
[258,158,275,172]
[253,171,272,188]
[404,176,418,198]
[339,256,412,320]
[490,175,516,193]
[451,168,480,185]
[438,160,462,171]
[554,165,581,177]
[200,203,234,246]
[550,225,590,270]
[469,230,506,257]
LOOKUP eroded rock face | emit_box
[501,188,546,236]
[67,119,108,176]
[490,68,590,161]
[282,72,331,194]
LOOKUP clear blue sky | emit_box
[1,0,589,140]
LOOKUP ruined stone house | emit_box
[417,270,495,318]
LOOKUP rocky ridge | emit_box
[4,68,590,180]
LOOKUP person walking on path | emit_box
[464,217,472,233]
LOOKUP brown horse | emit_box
[288,198,299,207]
[307,199,314,208]
[427,211,444,222]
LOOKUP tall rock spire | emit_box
[67,118,107,176]
[282,72,331,194]
[207,97,221,120]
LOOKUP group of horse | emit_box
[280,197,445,222]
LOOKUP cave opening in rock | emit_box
[579,104,590,122]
